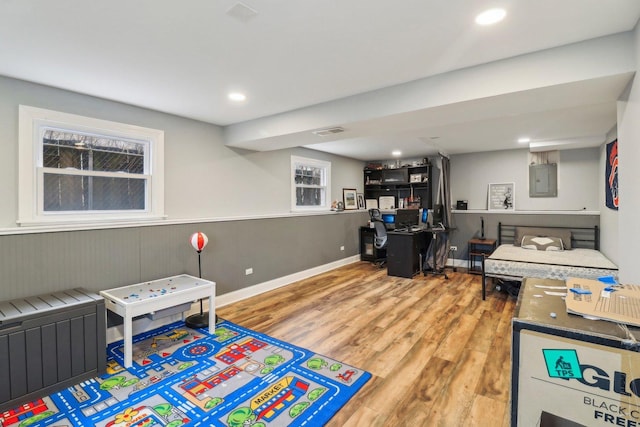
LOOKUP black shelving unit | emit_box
[363,164,432,210]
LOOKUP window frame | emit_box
[290,155,331,212]
[18,105,165,226]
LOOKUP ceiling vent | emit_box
[312,127,345,137]
[226,2,259,23]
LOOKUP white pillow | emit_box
[521,235,564,251]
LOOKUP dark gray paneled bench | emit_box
[0,289,106,412]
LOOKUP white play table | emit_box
[100,274,215,367]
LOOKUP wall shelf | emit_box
[452,210,600,215]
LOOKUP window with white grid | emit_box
[18,106,165,226]
[291,156,331,211]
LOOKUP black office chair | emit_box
[368,209,388,267]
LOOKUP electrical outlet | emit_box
[340,246,345,251]
[245,267,253,275]
[450,245,458,251]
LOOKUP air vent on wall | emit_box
[312,127,345,137]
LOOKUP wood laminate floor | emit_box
[217,262,516,427]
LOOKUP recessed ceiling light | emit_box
[475,8,506,26]
[518,137,531,143]
[228,92,247,102]
[391,150,402,157]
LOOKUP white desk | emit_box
[100,274,215,368]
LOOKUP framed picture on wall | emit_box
[378,196,395,210]
[488,182,515,211]
[357,193,365,209]
[343,188,358,210]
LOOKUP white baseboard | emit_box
[106,255,361,344]
[215,255,360,308]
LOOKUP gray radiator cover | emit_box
[0,288,106,412]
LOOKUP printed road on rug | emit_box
[1,319,370,427]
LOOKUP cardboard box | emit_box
[512,278,640,426]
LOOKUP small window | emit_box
[291,156,331,211]
[18,106,165,226]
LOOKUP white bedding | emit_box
[484,244,618,282]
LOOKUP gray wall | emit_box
[0,75,367,300]
[447,144,617,265]
[0,76,364,225]
[450,147,600,211]
[0,212,367,301]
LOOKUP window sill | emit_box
[15,215,169,231]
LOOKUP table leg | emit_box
[481,256,486,300]
[208,292,215,335]
[424,231,448,279]
[123,313,133,368]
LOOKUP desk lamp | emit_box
[185,232,211,328]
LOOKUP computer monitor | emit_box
[395,209,419,229]
[382,213,395,226]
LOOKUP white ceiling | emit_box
[1,0,639,160]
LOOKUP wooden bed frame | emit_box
[481,222,601,300]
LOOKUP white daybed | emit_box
[481,223,618,299]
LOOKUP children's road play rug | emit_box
[1,319,370,427]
